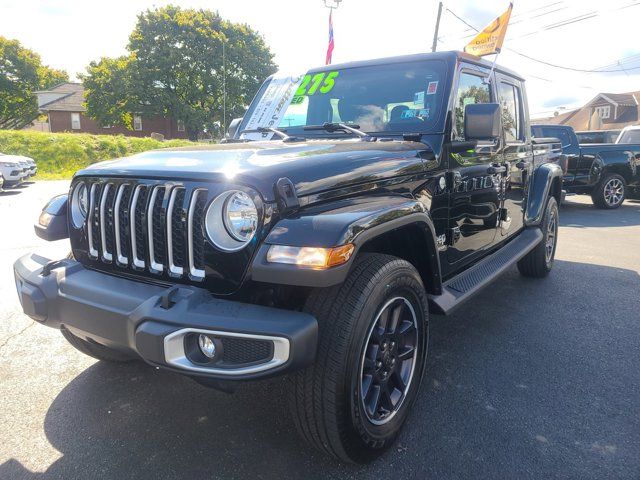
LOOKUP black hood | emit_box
[77,138,440,202]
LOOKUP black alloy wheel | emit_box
[359,297,419,425]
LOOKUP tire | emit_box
[288,253,429,463]
[518,196,558,278]
[591,173,626,209]
[61,327,133,362]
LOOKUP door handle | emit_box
[486,165,507,174]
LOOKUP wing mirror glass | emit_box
[464,103,502,142]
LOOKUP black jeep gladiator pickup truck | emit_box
[15,51,562,463]
[532,124,640,208]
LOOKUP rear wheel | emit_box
[518,196,558,278]
[592,173,626,209]
[61,327,133,362]
[288,253,429,463]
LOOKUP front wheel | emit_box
[288,254,429,463]
[592,173,626,209]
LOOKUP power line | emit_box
[448,2,565,37]
[508,50,640,73]
[446,7,640,74]
[506,1,640,41]
[443,1,640,46]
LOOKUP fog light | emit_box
[198,334,216,358]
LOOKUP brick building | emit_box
[35,83,188,139]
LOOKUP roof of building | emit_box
[37,83,86,112]
[590,93,638,106]
[532,90,640,131]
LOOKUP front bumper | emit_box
[2,172,22,186]
[13,254,317,380]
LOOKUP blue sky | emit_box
[1,0,639,116]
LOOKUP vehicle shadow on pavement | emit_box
[560,197,640,228]
[0,190,23,196]
[1,261,638,479]
[2,364,363,479]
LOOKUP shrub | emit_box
[0,130,194,179]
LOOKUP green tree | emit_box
[0,36,68,129]
[83,56,135,129]
[83,6,276,139]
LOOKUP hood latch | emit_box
[274,177,299,216]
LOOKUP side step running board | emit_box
[429,228,543,315]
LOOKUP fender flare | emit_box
[250,196,442,291]
[525,162,563,226]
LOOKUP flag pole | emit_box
[488,49,500,78]
[323,0,341,65]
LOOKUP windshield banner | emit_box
[240,74,304,141]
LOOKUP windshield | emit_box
[617,129,640,144]
[240,60,447,139]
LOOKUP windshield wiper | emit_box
[303,122,375,141]
[239,127,304,142]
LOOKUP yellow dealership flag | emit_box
[464,3,513,57]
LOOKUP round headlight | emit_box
[71,183,88,228]
[205,190,259,251]
[223,191,258,242]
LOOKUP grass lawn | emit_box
[0,130,195,179]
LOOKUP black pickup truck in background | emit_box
[532,124,640,208]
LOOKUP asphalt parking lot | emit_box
[1,181,639,480]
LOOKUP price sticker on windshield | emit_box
[294,71,339,101]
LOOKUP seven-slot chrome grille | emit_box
[81,180,208,281]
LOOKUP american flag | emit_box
[325,10,334,65]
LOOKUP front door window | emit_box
[447,70,501,266]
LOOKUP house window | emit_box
[71,113,81,130]
[133,115,143,131]
[177,119,185,132]
[595,105,611,119]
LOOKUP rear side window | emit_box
[453,72,491,140]
[498,82,523,142]
[532,127,573,148]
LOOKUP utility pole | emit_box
[431,2,443,52]
[222,40,227,135]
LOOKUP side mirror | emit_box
[226,117,243,139]
[464,103,502,142]
[34,194,69,241]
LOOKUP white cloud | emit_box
[1,0,638,114]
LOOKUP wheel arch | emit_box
[250,196,443,294]
[592,150,635,183]
[601,163,633,183]
[525,162,563,226]
[356,221,442,295]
